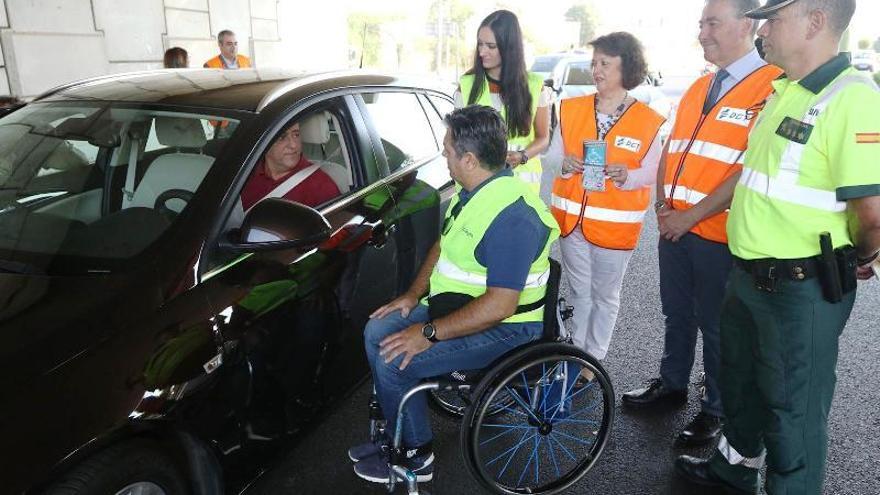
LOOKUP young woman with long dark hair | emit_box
[455,10,550,193]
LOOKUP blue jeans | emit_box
[658,233,732,417]
[364,304,543,447]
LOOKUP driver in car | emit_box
[240,121,339,210]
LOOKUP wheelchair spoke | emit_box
[520,371,538,410]
[496,403,529,418]
[565,394,605,421]
[504,386,543,425]
[553,429,594,447]
[553,417,600,427]
[479,424,530,447]
[548,431,561,478]
[516,435,540,488]
[548,433,578,461]
[495,430,536,480]
[547,379,597,423]
[534,434,541,485]
[539,363,548,421]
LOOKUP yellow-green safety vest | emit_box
[425,175,559,323]
[728,65,880,259]
[459,73,545,193]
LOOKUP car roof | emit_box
[33,68,452,113]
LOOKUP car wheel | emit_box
[45,439,188,495]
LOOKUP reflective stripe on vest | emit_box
[435,257,551,289]
[551,94,664,250]
[663,184,709,207]
[667,139,745,165]
[738,75,875,214]
[550,193,647,223]
[664,64,782,244]
[426,175,560,323]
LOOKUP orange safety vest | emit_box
[663,64,782,244]
[551,95,665,250]
[203,54,252,69]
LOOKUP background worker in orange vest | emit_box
[621,0,782,446]
[547,32,665,375]
[204,30,252,69]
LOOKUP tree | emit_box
[427,0,473,74]
[858,38,871,50]
[565,4,596,48]
[347,13,384,68]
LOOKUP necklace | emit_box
[594,91,629,140]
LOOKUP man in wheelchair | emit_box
[348,105,560,484]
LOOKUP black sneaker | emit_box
[353,444,434,483]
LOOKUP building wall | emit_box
[0,0,348,98]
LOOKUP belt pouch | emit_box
[835,246,858,295]
[818,233,843,303]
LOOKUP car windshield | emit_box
[0,101,240,274]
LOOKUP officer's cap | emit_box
[745,0,801,19]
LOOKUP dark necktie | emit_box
[704,69,730,113]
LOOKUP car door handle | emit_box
[368,223,396,249]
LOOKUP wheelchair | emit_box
[367,259,615,494]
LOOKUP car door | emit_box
[354,89,454,289]
[197,94,400,450]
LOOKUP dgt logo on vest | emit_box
[716,107,751,127]
[613,136,642,153]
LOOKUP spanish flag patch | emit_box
[856,132,880,144]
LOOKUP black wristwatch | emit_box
[421,322,439,343]
[519,150,529,165]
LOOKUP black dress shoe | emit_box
[677,411,723,445]
[674,455,754,494]
[621,378,687,408]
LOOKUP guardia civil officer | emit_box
[675,1,880,494]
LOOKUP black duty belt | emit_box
[734,256,820,282]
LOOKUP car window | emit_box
[0,102,239,273]
[564,62,595,86]
[360,92,438,172]
[418,94,455,190]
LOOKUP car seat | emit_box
[129,117,214,213]
[298,112,350,193]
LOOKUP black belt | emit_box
[734,256,819,282]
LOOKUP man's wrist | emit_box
[421,321,439,343]
[653,199,667,212]
[519,150,529,165]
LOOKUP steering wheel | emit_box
[154,189,194,218]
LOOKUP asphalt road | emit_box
[247,212,880,495]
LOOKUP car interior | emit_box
[299,111,353,194]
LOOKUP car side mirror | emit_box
[220,198,331,252]
[544,78,560,94]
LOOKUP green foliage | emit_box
[347,12,385,68]
[428,0,474,72]
[858,38,871,50]
[565,3,596,48]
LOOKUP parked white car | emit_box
[852,51,877,73]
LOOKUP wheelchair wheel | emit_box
[461,343,614,495]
